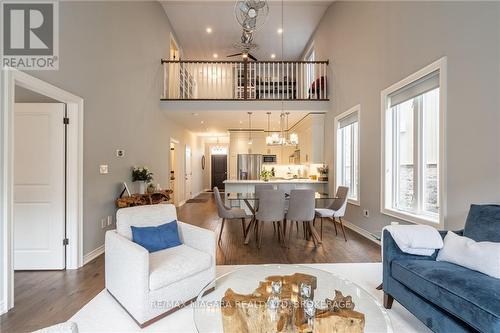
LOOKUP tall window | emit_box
[382,59,445,226]
[335,105,360,204]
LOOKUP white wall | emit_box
[309,1,500,232]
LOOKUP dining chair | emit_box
[284,189,316,246]
[255,189,286,248]
[254,183,276,233]
[315,186,349,241]
[213,187,247,244]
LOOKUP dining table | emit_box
[225,192,337,247]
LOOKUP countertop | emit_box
[224,179,328,184]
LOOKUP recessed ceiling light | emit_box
[271,54,276,59]
[213,53,218,58]
[201,120,204,124]
[239,120,243,124]
[277,28,283,34]
[206,27,212,34]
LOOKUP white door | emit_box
[185,144,192,201]
[14,103,66,270]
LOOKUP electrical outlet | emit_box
[107,216,113,226]
[101,218,106,229]
[363,209,370,218]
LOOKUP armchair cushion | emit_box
[392,259,500,333]
[149,244,212,291]
[117,204,177,240]
[464,204,500,242]
[131,220,181,253]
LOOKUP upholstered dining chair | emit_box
[255,189,286,248]
[213,187,247,244]
[315,186,349,241]
[285,189,316,246]
[254,183,275,210]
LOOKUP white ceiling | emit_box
[164,110,316,135]
[160,0,333,61]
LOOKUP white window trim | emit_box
[380,57,447,229]
[334,104,361,206]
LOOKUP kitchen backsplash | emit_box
[262,163,326,179]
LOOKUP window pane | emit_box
[343,125,352,193]
[336,119,359,202]
[352,122,359,200]
[423,88,439,213]
[395,99,415,212]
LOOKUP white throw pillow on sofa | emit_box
[437,231,500,279]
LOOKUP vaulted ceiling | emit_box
[160,0,333,61]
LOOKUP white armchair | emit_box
[105,204,215,327]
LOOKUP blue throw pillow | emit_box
[464,204,500,242]
[131,220,182,253]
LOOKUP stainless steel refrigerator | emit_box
[237,154,262,180]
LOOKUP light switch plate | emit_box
[99,165,108,174]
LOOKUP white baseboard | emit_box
[342,219,381,246]
[0,300,6,316]
[177,200,186,207]
[83,244,104,265]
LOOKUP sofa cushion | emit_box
[392,259,500,333]
[149,244,212,291]
[464,204,500,242]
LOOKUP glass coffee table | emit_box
[194,264,392,332]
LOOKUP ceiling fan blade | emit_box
[255,1,266,9]
[248,53,258,61]
[244,17,257,30]
[227,53,243,58]
[238,1,249,13]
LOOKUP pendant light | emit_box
[265,112,273,145]
[247,112,253,145]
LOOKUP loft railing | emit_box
[161,59,328,101]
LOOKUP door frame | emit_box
[1,68,84,314]
[211,154,228,190]
[170,138,179,206]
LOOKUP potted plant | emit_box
[132,166,154,194]
[260,169,273,182]
[317,164,329,181]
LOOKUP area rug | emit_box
[70,263,431,332]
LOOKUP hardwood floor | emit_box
[0,192,380,332]
[0,256,105,333]
[178,192,381,265]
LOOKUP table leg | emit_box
[308,222,323,245]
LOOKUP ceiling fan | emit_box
[234,0,269,32]
[227,0,269,61]
[227,30,259,61]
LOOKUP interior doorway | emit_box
[185,144,192,201]
[14,103,67,270]
[211,154,228,190]
[2,68,84,313]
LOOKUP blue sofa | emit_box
[383,204,500,333]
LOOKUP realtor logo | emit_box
[1,1,59,70]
